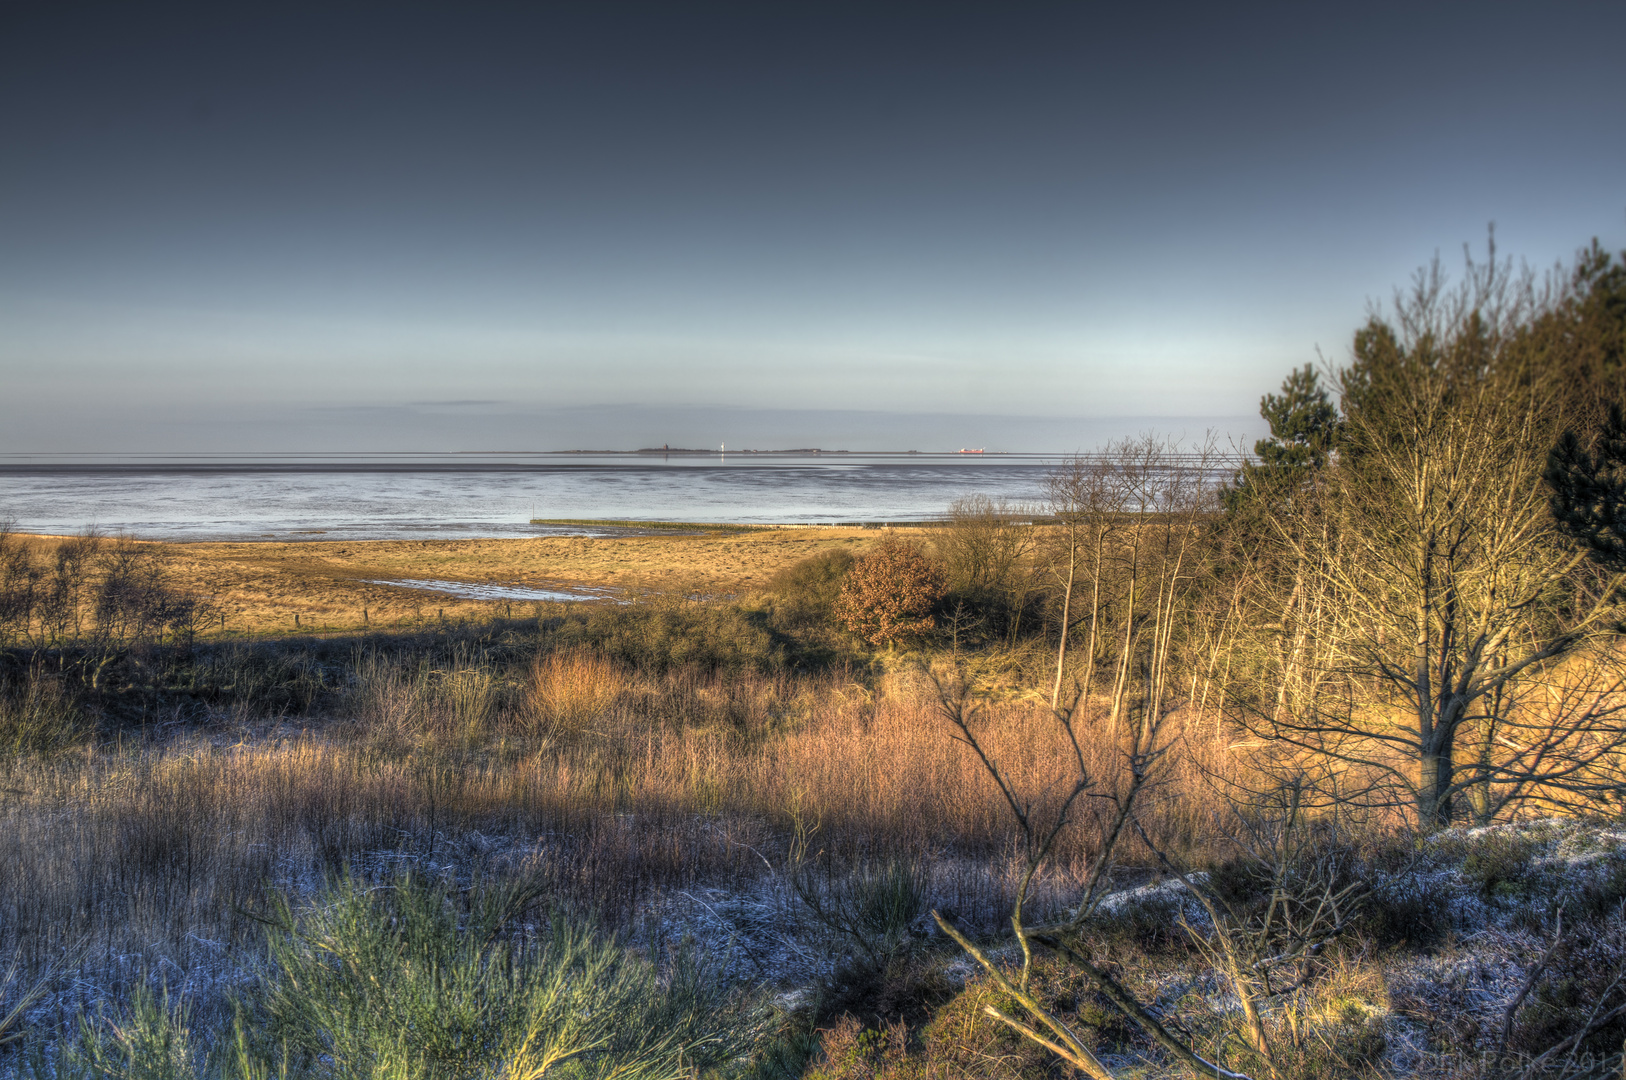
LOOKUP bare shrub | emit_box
[935,495,1037,646]
[0,667,91,759]
[0,529,211,689]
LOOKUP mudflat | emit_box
[21,527,910,633]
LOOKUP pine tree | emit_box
[1223,364,1339,514]
[1546,401,1626,574]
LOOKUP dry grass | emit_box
[525,650,628,735]
[3,634,1617,1077]
[0,652,1243,1041]
[11,528,899,635]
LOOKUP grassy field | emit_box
[12,527,898,635]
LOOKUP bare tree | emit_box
[1042,456,1123,709]
[0,528,206,687]
[1240,247,1626,829]
[1042,437,1223,722]
[936,494,1037,646]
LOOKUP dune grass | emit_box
[0,627,1241,1058]
[60,871,759,1080]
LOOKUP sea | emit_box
[0,453,1074,542]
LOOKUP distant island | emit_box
[631,446,851,454]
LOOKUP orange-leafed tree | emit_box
[833,537,946,646]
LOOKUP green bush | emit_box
[69,873,761,1080]
[553,603,784,674]
[853,861,928,942]
[792,859,929,968]
[764,550,854,617]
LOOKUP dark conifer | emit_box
[1223,363,1339,515]
[1546,401,1626,573]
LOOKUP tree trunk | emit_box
[1050,533,1077,711]
[1417,739,1455,830]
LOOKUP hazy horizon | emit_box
[0,404,1257,457]
[3,3,1623,455]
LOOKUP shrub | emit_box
[1509,917,1626,1064]
[1087,890,1192,957]
[0,668,91,759]
[832,540,946,647]
[806,960,1125,1080]
[526,650,626,736]
[71,873,761,1080]
[188,641,334,715]
[554,603,783,673]
[765,549,855,616]
[1207,853,1276,911]
[1460,829,1540,899]
[1358,871,1453,948]
[1564,850,1626,922]
[792,858,930,967]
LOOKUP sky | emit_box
[2,2,1623,454]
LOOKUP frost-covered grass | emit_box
[30,872,760,1080]
[795,818,1626,1080]
[0,638,1243,1076]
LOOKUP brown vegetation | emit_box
[2,527,898,636]
[835,539,948,647]
[0,647,1235,1042]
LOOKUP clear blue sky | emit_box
[2,2,1623,453]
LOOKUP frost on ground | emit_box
[790,818,1626,1080]
[8,816,1626,1079]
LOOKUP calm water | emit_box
[0,453,1064,541]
